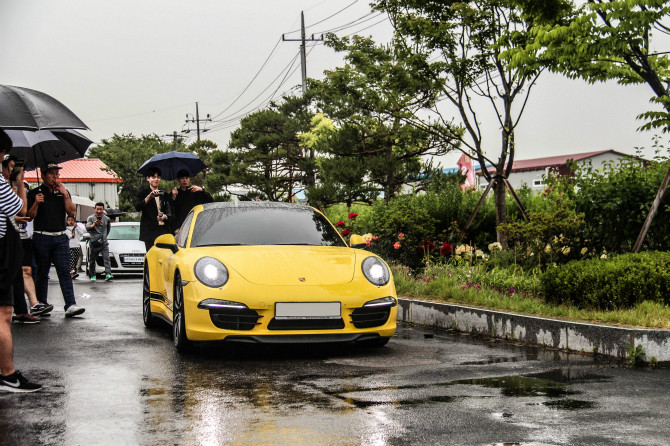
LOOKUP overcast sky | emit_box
[1,0,663,169]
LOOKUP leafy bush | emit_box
[542,251,670,309]
[325,174,498,269]
[567,153,670,253]
[500,192,585,267]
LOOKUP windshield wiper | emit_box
[195,243,245,247]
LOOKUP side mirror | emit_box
[155,233,179,253]
[81,233,90,241]
[349,234,367,249]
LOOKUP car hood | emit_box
[196,245,357,286]
[108,239,146,254]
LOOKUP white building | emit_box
[476,150,639,191]
[26,158,122,220]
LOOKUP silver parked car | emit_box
[81,222,145,276]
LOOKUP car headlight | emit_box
[363,296,397,307]
[197,298,247,310]
[361,256,390,286]
[194,257,229,288]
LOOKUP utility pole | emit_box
[184,102,212,142]
[282,12,323,94]
[162,131,183,150]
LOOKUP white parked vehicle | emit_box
[81,222,145,276]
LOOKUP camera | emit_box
[153,190,165,196]
[158,212,164,218]
[97,216,102,221]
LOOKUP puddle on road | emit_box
[450,376,577,398]
[335,368,603,412]
[542,399,596,410]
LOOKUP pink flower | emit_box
[366,240,371,247]
[372,235,378,242]
[393,241,401,250]
[398,233,405,240]
[336,221,346,228]
[348,212,358,219]
[341,229,350,236]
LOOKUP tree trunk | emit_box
[494,177,508,249]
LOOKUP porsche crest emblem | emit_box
[298,277,306,282]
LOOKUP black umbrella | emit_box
[0,85,88,131]
[5,129,93,170]
[137,151,206,181]
[105,208,126,218]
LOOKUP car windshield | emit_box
[108,225,140,240]
[190,207,346,247]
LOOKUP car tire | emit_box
[173,271,192,353]
[142,262,159,328]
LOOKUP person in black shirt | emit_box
[171,169,213,234]
[134,167,173,251]
[27,163,85,317]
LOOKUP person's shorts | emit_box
[0,289,12,306]
[21,238,33,268]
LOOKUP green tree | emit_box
[87,134,181,211]
[506,0,670,250]
[373,0,571,247]
[299,114,377,210]
[310,35,454,203]
[222,96,314,201]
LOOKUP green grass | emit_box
[392,263,670,329]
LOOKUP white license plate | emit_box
[275,302,341,320]
[123,256,144,263]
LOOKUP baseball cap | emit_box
[45,163,63,171]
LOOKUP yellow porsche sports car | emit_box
[142,202,397,352]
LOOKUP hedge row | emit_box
[542,251,670,310]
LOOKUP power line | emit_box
[210,38,283,120]
[207,44,316,134]
[284,0,360,35]
[209,51,301,127]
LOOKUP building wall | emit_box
[66,183,119,208]
[27,181,119,208]
[479,152,631,192]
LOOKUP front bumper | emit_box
[181,279,398,342]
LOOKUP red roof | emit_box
[26,158,122,184]
[477,150,631,174]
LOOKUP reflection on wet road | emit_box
[3,277,670,445]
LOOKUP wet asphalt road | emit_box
[2,275,670,446]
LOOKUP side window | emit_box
[177,211,194,247]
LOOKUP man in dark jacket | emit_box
[134,167,173,251]
[171,169,213,233]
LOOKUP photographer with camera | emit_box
[134,167,173,251]
[85,203,112,281]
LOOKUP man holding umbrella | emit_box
[171,169,213,232]
[27,163,85,317]
[135,167,174,251]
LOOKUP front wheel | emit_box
[143,263,159,328]
[173,272,191,353]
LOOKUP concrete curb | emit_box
[398,297,670,362]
